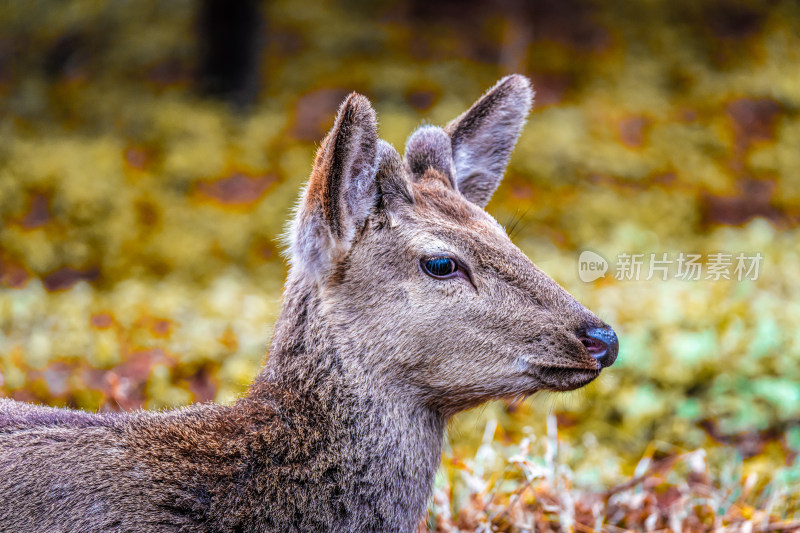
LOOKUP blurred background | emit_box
[1,0,800,529]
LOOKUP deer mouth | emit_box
[532,366,601,392]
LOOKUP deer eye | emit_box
[422,257,458,278]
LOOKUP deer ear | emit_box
[291,93,379,275]
[444,75,534,207]
[376,140,413,208]
[404,125,456,188]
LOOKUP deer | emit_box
[0,75,618,533]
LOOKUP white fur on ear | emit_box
[445,75,534,207]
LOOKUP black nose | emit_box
[578,326,618,368]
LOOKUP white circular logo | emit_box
[578,251,608,282]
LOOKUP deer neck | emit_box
[248,276,446,531]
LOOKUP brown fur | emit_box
[0,75,616,532]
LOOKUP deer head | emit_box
[282,75,617,417]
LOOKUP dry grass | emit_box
[429,417,800,532]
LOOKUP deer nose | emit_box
[578,326,618,368]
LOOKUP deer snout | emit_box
[578,326,618,368]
